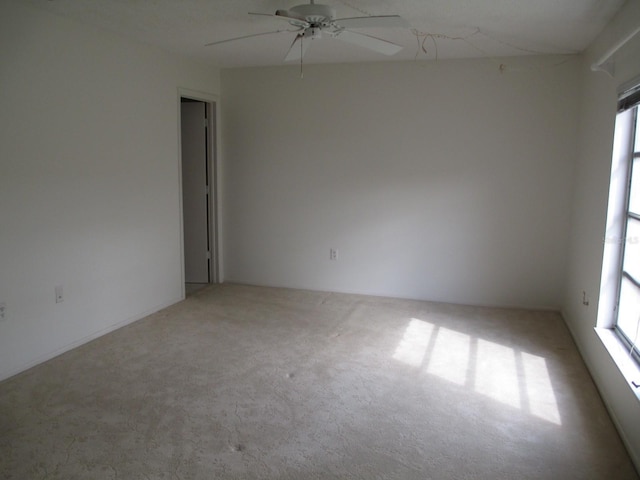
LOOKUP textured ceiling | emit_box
[22,0,626,68]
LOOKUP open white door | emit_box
[181,101,210,284]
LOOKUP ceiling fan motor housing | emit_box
[287,4,335,26]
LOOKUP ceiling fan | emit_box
[206,0,408,62]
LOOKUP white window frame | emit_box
[596,77,640,395]
[613,104,640,364]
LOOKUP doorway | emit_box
[180,94,218,296]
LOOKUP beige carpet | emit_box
[0,284,637,479]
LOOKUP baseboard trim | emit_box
[0,295,183,383]
[560,308,640,475]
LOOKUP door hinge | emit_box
[205,185,210,196]
[206,251,211,260]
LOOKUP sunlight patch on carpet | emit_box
[426,326,471,386]
[393,318,562,425]
[476,339,521,409]
[392,318,434,367]
[522,352,561,425]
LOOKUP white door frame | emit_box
[177,88,221,298]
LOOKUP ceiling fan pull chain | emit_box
[300,38,304,79]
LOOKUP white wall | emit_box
[0,2,220,381]
[221,57,579,309]
[2,0,637,466]
[563,0,640,468]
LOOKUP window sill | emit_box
[595,327,640,401]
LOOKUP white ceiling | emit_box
[23,0,626,68]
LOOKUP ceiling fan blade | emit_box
[205,29,291,47]
[334,15,408,29]
[284,34,311,62]
[249,11,310,28]
[334,30,403,55]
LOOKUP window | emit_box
[613,86,640,364]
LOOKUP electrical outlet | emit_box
[329,248,338,261]
[0,302,6,321]
[55,285,64,303]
